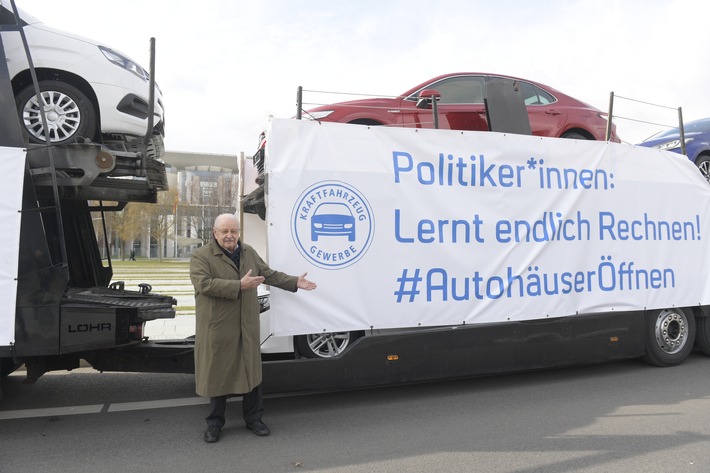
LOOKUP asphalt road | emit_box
[2,354,710,473]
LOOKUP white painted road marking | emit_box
[0,396,212,420]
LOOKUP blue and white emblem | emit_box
[291,181,374,269]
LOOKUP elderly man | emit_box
[190,213,316,443]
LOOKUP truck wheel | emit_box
[15,80,97,145]
[695,316,710,355]
[296,331,362,358]
[642,308,695,367]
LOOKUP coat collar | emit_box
[209,238,241,270]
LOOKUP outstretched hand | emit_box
[240,269,265,290]
[297,272,317,291]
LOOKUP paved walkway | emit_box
[144,314,195,340]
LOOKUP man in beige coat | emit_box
[190,213,316,443]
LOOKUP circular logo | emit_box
[291,181,374,269]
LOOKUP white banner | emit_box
[0,146,25,347]
[265,118,710,336]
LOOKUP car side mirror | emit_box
[416,89,441,109]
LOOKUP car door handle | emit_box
[545,110,562,116]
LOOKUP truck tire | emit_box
[642,308,695,367]
[695,316,710,355]
[15,80,98,145]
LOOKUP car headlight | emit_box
[653,138,693,151]
[344,223,353,229]
[313,223,323,228]
[99,46,149,81]
[305,110,334,120]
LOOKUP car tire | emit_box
[15,80,97,145]
[642,308,695,367]
[695,155,710,183]
[561,132,588,140]
[296,331,363,358]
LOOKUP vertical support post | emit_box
[432,96,439,129]
[141,38,156,181]
[238,151,245,230]
[99,201,111,265]
[606,91,614,142]
[678,107,686,156]
[174,195,178,258]
[143,38,156,147]
[296,86,303,120]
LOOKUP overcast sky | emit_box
[20,0,710,156]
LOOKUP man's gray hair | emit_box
[213,213,240,229]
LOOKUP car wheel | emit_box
[15,80,97,145]
[642,308,695,367]
[296,331,362,358]
[695,155,710,183]
[561,132,588,140]
[348,119,383,126]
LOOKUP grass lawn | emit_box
[109,258,195,314]
[111,258,190,269]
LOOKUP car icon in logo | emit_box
[311,202,356,242]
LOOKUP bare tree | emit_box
[90,202,121,259]
[102,169,240,258]
[137,188,178,261]
[118,202,147,258]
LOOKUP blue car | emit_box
[638,117,710,183]
[311,203,356,242]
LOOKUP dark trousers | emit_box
[206,384,263,427]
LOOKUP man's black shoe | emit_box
[204,425,221,443]
[246,420,270,436]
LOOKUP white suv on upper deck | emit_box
[0,2,164,151]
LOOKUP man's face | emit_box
[213,219,240,252]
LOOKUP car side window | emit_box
[423,76,485,104]
[0,6,24,26]
[520,82,556,106]
[0,6,14,25]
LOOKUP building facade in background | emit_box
[96,151,244,259]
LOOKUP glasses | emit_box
[214,228,240,236]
